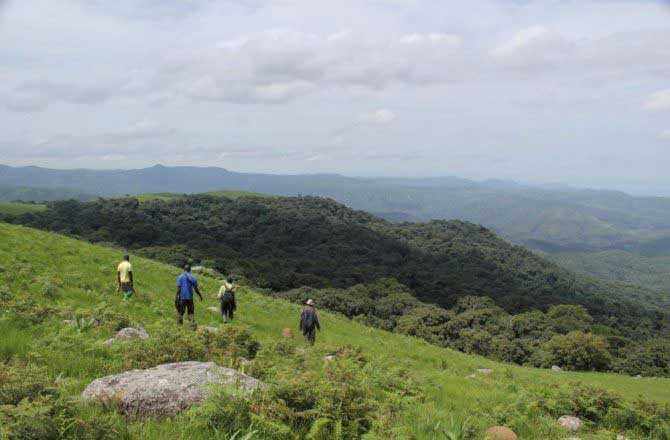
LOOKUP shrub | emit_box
[7,298,56,326]
[0,396,60,440]
[614,338,670,377]
[521,382,670,437]
[0,362,56,405]
[542,331,611,371]
[0,394,129,440]
[188,387,252,435]
[122,322,260,369]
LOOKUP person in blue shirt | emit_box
[175,264,203,328]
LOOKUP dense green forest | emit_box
[5,164,670,295]
[547,250,670,294]
[7,194,667,344]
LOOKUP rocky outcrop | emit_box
[81,361,265,417]
[551,365,562,372]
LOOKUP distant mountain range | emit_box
[3,163,670,258]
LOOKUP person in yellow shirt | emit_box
[117,254,134,300]
[217,275,238,322]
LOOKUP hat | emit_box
[306,299,315,306]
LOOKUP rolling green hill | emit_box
[547,250,670,296]
[0,201,46,216]
[0,183,93,202]
[1,222,669,439]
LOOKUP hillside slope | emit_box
[10,194,667,336]
[0,222,669,439]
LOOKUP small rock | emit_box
[202,326,219,333]
[81,361,265,417]
[63,319,75,325]
[103,338,115,347]
[551,365,562,372]
[281,328,294,338]
[238,358,252,367]
[634,375,642,379]
[323,355,336,362]
[558,415,582,432]
[484,426,517,440]
[115,327,149,340]
[477,368,493,375]
[207,306,219,314]
[466,374,477,379]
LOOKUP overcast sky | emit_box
[1,0,669,194]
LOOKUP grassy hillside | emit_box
[0,222,669,439]
[0,183,93,202]
[0,201,46,216]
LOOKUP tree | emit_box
[547,304,593,334]
[543,331,611,371]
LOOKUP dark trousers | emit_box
[220,301,234,321]
[303,327,316,345]
[175,298,195,326]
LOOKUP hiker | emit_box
[175,264,203,328]
[117,254,134,300]
[299,299,321,345]
[217,275,238,323]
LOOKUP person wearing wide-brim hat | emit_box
[299,299,321,345]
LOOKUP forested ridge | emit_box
[8,194,666,333]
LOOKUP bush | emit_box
[6,298,56,326]
[0,395,130,440]
[188,387,252,435]
[522,382,670,437]
[614,338,670,377]
[542,331,611,371]
[0,396,60,440]
[122,322,260,369]
[0,362,56,405]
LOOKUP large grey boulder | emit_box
[81,361,265,417]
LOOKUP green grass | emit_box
[0,222,668,439]
[0,201,46,215]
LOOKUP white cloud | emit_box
[645,89,670,111]
[491,26,574,70]
[359,109,397,125]
[158,29,467,104]
[660,130,670,140]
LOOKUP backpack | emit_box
[302,308,316,329]
[221,291,234,305]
